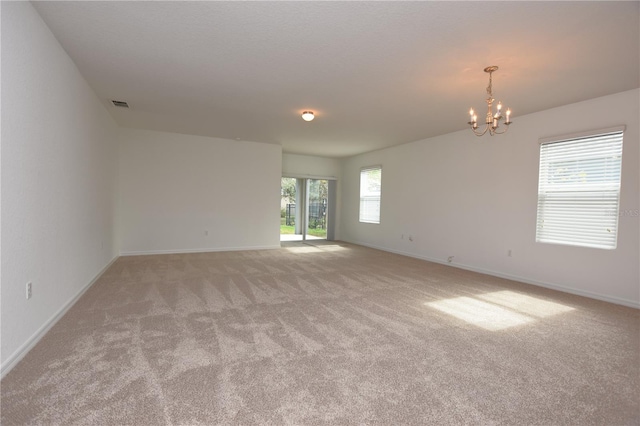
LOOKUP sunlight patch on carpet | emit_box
[285,246,322,253]
[426,297,535,331]
[477,291,575,318]
[284,244,350,253]
[426,291,575,331]
[316,245,350,252]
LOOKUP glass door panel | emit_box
[306,179,328,240]
[280,177,301,241]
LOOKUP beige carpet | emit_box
[2,242,639,425]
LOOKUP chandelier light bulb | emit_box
[301,111,315,122]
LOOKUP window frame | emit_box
[535,126,625,250]
[359,165,382,224]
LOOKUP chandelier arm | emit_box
[492,125,510,135]
[471,124,489,137]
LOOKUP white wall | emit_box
[341,89,640,307]
[119,129,282,254]
[1,2,120,373]
[282,153,341,179]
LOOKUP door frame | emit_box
[281,174,336,241]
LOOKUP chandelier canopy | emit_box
[468,66,512,136]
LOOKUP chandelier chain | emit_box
[486,71,493,97]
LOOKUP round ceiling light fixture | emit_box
[301,111,315,122]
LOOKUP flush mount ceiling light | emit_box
[468,66,512,136]
[301,111,315,122]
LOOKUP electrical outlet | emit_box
[447,256,454,263]
[26,282,32,300]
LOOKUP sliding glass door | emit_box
[280,177,331,242]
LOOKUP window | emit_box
[360,166,382,223]
[536,128,624,249]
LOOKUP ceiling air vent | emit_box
[111,100,129,108]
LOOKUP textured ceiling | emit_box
[32,1,639,158]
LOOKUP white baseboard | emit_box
[346,239,640,310]
[1,256,119,379]
[120,244,281,256]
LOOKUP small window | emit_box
[536,128,624,249]
[360,166,382,224]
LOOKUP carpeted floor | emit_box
[2,242,639,425]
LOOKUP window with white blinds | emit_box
[359,166,382,224]
[536,128,624,249]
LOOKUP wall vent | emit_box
[111,100,129,108]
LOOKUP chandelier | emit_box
[468,66,512,136]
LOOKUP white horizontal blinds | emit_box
[536,130,623,249]
[360,166,382,223]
